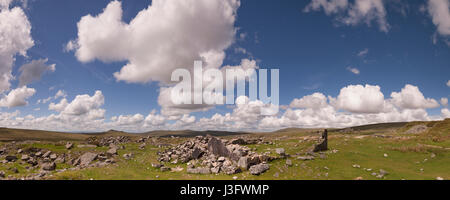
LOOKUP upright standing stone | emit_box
[313,129,328,152]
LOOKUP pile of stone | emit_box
[86,136,131,147]
[156,136,276,175]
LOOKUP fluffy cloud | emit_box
[441,97,448,107]
[346,66,360,75]
[144,110,166,126]
[0,4,34,93]
[54,90,67,99]
[447,80,450,87]
[49,90,105,119]
[48,98,68,112]
[290,93,328,109]
[304,0,389,32]
[18,59,56,87]
[331,84,386,113]
[304,0,349,15]
[427,0,450,37]
[0,83,445,132]
[357,48,369,57]
[0,86,35,107]
[442,108,450,118]
[68,0,240,84]
[110,114,144,126]
[390,84,439,109]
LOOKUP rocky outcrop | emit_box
[86,136,131,147]
[157,136,273,175]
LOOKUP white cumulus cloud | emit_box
[331,84,386,113]
[304,0,389,32]
[427,0,450,37]
[68,0,240,84]
[0,86,35,108]
[390,84,439,109]
[0,5,34,93]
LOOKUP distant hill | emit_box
[333,122,408,132]
[0,127,89,142]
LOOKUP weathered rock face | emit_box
[238,156,249,170]
[191,148,204,160]
[79,152,98,167]
[41,162,56,171]
[106,147,118,156]
[208,137,230,157]
[313,129,328,152]
[249,164,270,175]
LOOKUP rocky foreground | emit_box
[0,131,328,180]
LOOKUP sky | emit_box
[0,0,449,132]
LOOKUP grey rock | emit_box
[230,138,247,145]
[297,156,315,161]
[208,137,230,157]
[238,156,249,170]
[41,162,56,171]
[211,167,220,174]
[275,148,285,155]
[106,147,118,156]
[151,163,164,168]
[79,152,98,167]
[21,155,30,161]
[249,164,270,175]
[42,151,51,158]
[221,165,241,175]
[122,153,133,159]
[65,142,73,149]
[187,167,211,174]
[49,154,57,160]
[5,155,17,162]
[160,166,171,172]
[191,147,204,159]
[379,169,388,176]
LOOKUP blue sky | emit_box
[0,0,449,132]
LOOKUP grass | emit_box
[1,119,449,180]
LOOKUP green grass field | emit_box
[1,119,449,180]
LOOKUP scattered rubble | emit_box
[87,136,131,147]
